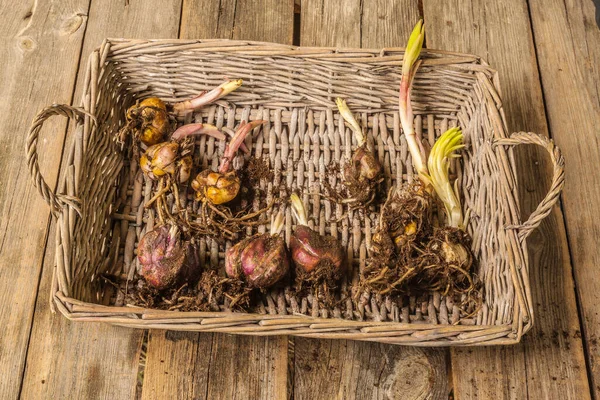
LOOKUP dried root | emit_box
[125,269,252,312]
[360,182,480,312]
[294,261,343,309]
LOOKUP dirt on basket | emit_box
[124,269,252,312]
[322,162,385,212]
[294,260,344,310]
[245,156,274,182]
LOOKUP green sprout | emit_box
[424,127,465,229]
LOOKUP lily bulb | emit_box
[173,79,243,116]
[140,142,192,184]
[140,142,178,179]
[192,120,266,205]
[126,97,170,146]
[191,170,239,205]
[336,98,382,182]
[225,211,289,288]
[137,224,200,290]
[289,194,344,273]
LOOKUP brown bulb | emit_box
[290,225,344,274]
[225,233,289,288]
[137,224,200,290]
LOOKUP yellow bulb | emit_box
[192,170,240,205]
[177,156,193,183]
[140,142,179,179]
[404,221,417,236]
[139,97,166,110]
[127,97,170,146]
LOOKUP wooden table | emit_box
[1,0,598,398]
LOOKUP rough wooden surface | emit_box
[18,0,182,398]
[300,0,361,47]
[0,1,90,398]
[423,0,591,398]
[294,2,448,399]
[527,0,600,396]
[19,226,143,400]
[144,332,288,400]
[294,339,447,400]
[140,1,294,399]
[142,331,212,400]
[181,0,294,43]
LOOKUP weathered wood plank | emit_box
[142,331,213,400]
[295,2,449,399]
[19,224,144,400]
[19,0,183,398]
[144,331,288,400]
[181,0,294,43]
[141,1,294,399]
[360,0,421,48]
[300,0,361,47]
[0,1,90,398]
[423,0,590,398]
[207,334,288,399]
[294,338,447,400]
[527,0,600,396]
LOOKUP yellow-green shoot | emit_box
[424,127,465,229]
[335,97,365,146]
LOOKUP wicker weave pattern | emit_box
[26,39,564,346]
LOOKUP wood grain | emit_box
[296,2,448,399]
[300,0,361,47]
[181,0,294,43]
[0,1,90,398]
[143,332,288,400]
[423,0,590,398]
[294,338,447,400]
[19,0,182,398]
[19,224,143,400]
[141,1,294,399]
[527,0,600,396]
[142,331,213,400]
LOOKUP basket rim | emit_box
[52,291,528,346]
[44,38,535,346]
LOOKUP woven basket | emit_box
[27,39,564,346]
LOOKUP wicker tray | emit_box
[27,39,564,346]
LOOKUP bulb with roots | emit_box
[335,98,382,205]
[119,79,242,148]
[123,97,170,147]
[137,224,201,290]
[289,194,344,278]
[192,120,266,205]
[225,210,289,288]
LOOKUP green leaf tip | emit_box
[403,19,425,77]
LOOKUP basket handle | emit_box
[493,132,565,241]
[26,104,95,214]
